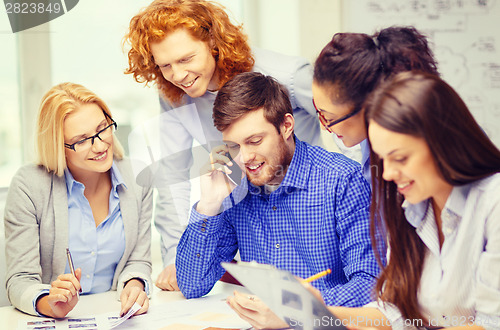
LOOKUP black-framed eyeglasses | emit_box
[313,99,362,133]
[64,111,117,152]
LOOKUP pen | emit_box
[66,248,82,296]
[301,269,332,283]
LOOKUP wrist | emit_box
[124,278,145,291]
[35,295,55,318]
[196,200,222,216]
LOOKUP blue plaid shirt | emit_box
[176,139,380,306]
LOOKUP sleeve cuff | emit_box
[118,273,152,299]
[188,204,223,235]
[33,289,50,317]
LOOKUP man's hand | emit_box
[155,264,180,291]
[197,144,237,216]
[36,268,82,318]
[120,279,149,317]
[226,290,290,329]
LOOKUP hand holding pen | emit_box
[35,248,82,318]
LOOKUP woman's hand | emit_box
[36,268,82,318]
[226,290,290,329]
[301,280,324,302]
[301,282,385,329]
[120,279,149,316]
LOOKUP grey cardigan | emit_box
[4,158,153,315]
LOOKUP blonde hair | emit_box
[124,0,254,105]
[36,82,124,176]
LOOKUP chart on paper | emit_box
[18,294,250,330]
[342,0,500,148]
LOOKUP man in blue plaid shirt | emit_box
[176,72,380,328]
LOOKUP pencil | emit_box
[66,248,82,296]
[301,269,332,283]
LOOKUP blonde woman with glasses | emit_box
[4,83,152,318]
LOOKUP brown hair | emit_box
[365,71,500,321]
[37,82,124,177]
[213,72,293,133]
[124,0,254,105]
[314,26,438,109]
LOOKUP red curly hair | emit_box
[124,0,254,105]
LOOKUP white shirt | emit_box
[367,173,500,329]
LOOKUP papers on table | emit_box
[19,303,140,330]
[18,294,251,330]
[108,302,141,329]
[103,294,250,330]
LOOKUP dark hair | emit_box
[365,71,500,321]
[213,72,293,132]
[314,26,438,109]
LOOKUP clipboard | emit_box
[221,261,347,330]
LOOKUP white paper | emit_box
[18,295,251,330]
[108,302,141,329]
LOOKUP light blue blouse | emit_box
[64,162,126,294]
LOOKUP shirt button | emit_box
[196,253,201,258]
[203,218,208,222]
[86,274,90,279]
[91,251,95,256]
[202,223,207,227]
[272,206,277,211]
[275,243,280,249]
[201,227,206,232]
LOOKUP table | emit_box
[0,281,249,329]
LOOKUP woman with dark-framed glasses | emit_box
[4,82,152,318]
[312,26,439,184]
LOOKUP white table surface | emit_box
[0,281,248,329]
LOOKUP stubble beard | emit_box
[247,137,293,187]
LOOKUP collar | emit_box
[442,183,470,218]
[64,167,77,194]
[279,137,310,189]
[64,161,126,197]
[360,139,370,169]
[109,162,127,197]
[402,183,470,228]
[402,198,430,229]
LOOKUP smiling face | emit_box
[64,103,114,180]
[369,120,453,209]
[222,108,294,187]
[150,28,218,98]
[312,81,366,147]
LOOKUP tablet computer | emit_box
[221,261,347,330]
